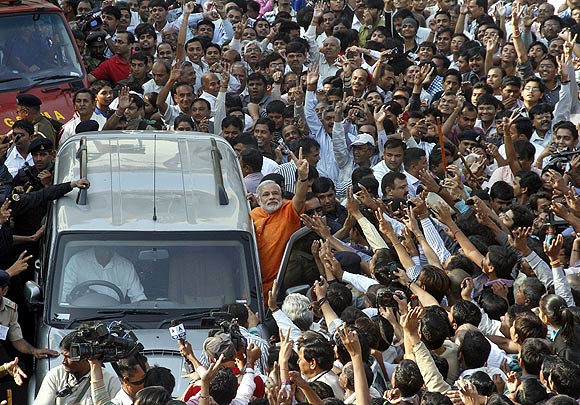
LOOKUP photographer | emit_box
[34,331,120,405]
[89,353,149,405]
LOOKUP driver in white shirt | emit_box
[62,247,147,303]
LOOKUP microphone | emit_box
[170,320,194,372]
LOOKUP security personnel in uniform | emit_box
[0,269,58,359]
[84,31,107,73]
[12,137,55,264]
[15,94,57,145]
[0,269,58,404]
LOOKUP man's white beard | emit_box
[261,200,282,214]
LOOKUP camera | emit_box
[209,316,246,353]
[76,13,102,32]
[69,322,143,362]
[376,287,406,308]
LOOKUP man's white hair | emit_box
[282,293,313,331]
[325,36,341,48]
[256,180,282,197]
[244,40,262,54]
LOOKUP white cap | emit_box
[350,133,376,147]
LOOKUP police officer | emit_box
[84,31,106,73]
[15,94,58,145]
[0,270,57,359]
[10,137,54,282]
[12,137,54,193]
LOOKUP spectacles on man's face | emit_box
[304,207,323,216]
[124,376,146,386]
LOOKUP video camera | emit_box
[209,316,246,353]
[76,13,103,33]
[69,322,143,362]
[546,149,580,170]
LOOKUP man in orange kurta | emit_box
[250,149,310,299]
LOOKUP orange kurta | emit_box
[251,201,304,296]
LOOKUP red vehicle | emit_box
[0,0,88,134]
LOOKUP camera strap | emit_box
[71,378,91,404]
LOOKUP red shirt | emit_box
[182,366,265,402]
[90,55,130,85]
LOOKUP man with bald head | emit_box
[222,49,242,65]
[231,62,248,95]
[199,72,220,109]
[143,59,172,105]
[305,6,341,83]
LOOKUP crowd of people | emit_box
[3,0,580,402]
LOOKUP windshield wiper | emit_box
[0,77,24,84]
[64,310,168,329]
[97,309,168,315]
[157,310,230,329]
[20,74,81,93]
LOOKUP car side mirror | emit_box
[24,281,43,307]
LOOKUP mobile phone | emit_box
[466,199,475,206]
[400,111,410,122]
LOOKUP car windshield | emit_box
[48,232,254,325]
[0,12,83,91]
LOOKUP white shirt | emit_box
[371,160,393,187]
[142,78,174,106]
[34,366,120,405]
[62,248,147,303]
[59,113,106,146]
[110,388,134,405]
[404,170,422,198]
[5,146,33,178]
[199,91,217,110]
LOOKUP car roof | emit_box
[0,0,62,13]
[54,131,252,232]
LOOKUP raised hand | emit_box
[295,147,309,181]
[508,227,532,253]
[7,250,33,277]
[183,1,195,14]
[0,199,11,224]
[345,187,361,216]
[459,277,473,302]
[414,64,434,88]
[544,233,563,263]
[306,63,320,88]
[337,324,362,357]
[117,86,131,111]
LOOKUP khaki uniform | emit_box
[0,297,22,342]
[34,116,57,145]
[83,56,102,74]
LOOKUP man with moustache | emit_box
[250,150,309,298]
[529,104,554,149]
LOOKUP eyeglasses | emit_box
[163,33,178,39]
[523,86,541,92]
[124,376,146,386]
[246,47,261,53]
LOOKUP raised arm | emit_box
[292,148,309,213]
[176,1,195,63]
[433,202,485,268]
[157,62,181,115]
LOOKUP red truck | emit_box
[0,0,88,134]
